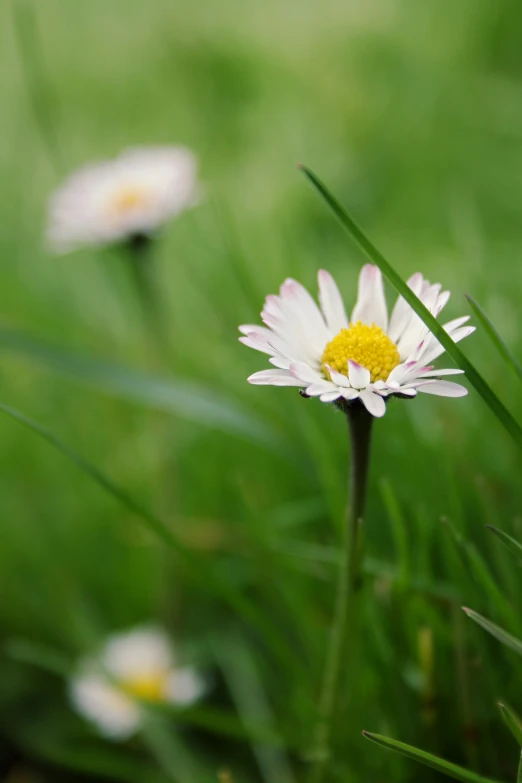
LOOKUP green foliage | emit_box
[1,0,522,781]
[362,732,500,783]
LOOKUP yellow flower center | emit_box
[111,186,148,214]
[321,321,400,383]
[120,672,167,702]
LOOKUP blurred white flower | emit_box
[70,627,204,740]
[240,265,474,418]
[47,146,200,252]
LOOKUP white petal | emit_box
[318,269,349,335]
[239,335,274,357]
[420,368,465,378]
[386,361,415,385]
[326,366,352,388]
[348,360,371,390]
[289,361,323,383]
[320,391,342,403]
[359,390,386,417]
[415,380,468,397]
[394,387,417,397]
[166,668,205,706]
[269,356,291,369]
[419,326,475,365]
[103,628,172,679]
[340,387,360,400]
[69,673,140,739]
[387,272,425,343]
[351,265,388,330]
[279,278,330,352]
[442,315,470,332]
[434,290,450,316]
[238,324,273,337]
[247,370,303,387]
[306,381,339,396]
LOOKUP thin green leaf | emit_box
[5,638,71,677]
[518,750,522,783]
[0,402,304,675]
[498,702,522,746]
[462,607,522,656]
[142,715,195,783]
[212,634,296,783]
[465,295,522,383]
[300,166,522,448]
[486,526,522,560]
[11,0,63,173]
[22,735,154,783]
[0,327,287,453]
[362,731,500,783]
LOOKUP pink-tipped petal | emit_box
[318,270,349,335]
[415,380,468,397]
[359,390,386,417]
[269,356,291,369]
[326,366,352,388]
[239,335,274,356]
[420,368,464,378]
[340,387,360,400]
[289,362,322,384]
[388,272,425,343]
[319,391,342,403]
[350,265,388,331]
[247,370,303,387]
[306,381,338,396]
[348,360,371,390]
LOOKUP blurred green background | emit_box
[1,0,522,780]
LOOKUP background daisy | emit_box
[47,146,200,253]
[70,627,204,739]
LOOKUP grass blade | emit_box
[362,731,500,783]
[213,633,296,783]
[518,750,522,783]
[465,295,522,383]
[462,607,522,656]
[0,327,287,453]
[11,0,63,173]
[486,526,522,561]
[300,166,522,448]
[498,703,522,746]
[0,402,304,674]
[5,638,71,677]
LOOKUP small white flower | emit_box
[240,265,474,418]
[70,627,204,740]
[47,146,200,252]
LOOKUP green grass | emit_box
[2,0,522,781]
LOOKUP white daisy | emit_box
[70,627,204,740]
[47,146,200,253]
[240,265,474,418]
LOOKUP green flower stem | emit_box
[309,402,373,783]
[126,233,167,350]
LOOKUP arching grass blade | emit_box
[0,327,287,453]
[498,703,522,746]
[486,526,522,560]
[462,607,522,656]
[362,731,500,783]
[299,166,522,449]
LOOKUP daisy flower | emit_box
[47,146,200,253]
[240,265,474,418]
[70,627,204,739]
